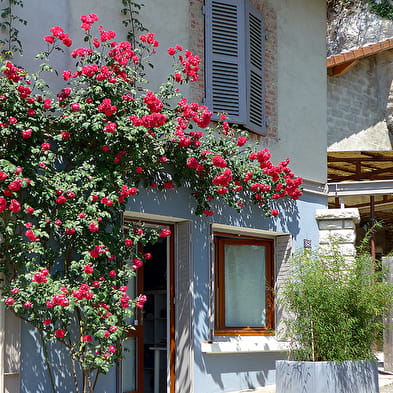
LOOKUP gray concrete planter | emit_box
[276,360,378,393]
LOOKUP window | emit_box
[204,0,265,135]
[214,233,274,335]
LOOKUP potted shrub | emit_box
[277,239,393,393]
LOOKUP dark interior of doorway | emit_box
[143,237,167,393]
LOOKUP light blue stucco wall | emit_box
[125,186,326,393]
[19,188,325,393]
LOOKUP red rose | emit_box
[55,329,66,338]
[136,294,147,309]
[65,227,76,235]
[21,129,32,139]
[88,222,99,232]
[237,136,248,146]
[109,270,116,277]
[84,264,94,274]
[41,268,49,276]
[44,35,54,44]
[9,199,21,213]
[159,228,171,237]
[132,258,143,270]
[0,198,7,212]
[62,37,72,47]
[8,178,22,191]
[56,195,67,204]
[43,99,52,109]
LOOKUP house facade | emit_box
[0,0,327,392]
[327,39,393,256]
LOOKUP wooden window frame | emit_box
[214,232,274,336]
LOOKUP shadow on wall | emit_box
[276,360,378,393]
[203,352,284,391]
[20,323,74,393]
[20,322,116,393]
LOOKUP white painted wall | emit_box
[13,0,190,96]
[12,0,326,183]
[271,0,327,183]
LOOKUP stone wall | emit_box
[327,0,393,56]
[328,50,393,151]
[316,208,360,258]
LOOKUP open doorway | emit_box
[121,224,175,393]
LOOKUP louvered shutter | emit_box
[246,1,265,135]
[175,221,194,393]
[205,0,247,124]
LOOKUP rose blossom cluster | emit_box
[44,25,72,47]
[0,167,30,214]
[167,45,200,81]
[0,12,303,382]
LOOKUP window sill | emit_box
[201,338,289,354]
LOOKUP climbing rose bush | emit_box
[0,13,302,393]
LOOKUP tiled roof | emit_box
[327,37,393,68]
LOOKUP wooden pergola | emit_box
[328,151,393,257]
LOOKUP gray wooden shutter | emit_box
[275,235,292,340]
[175,221,193,393]
[205,0,246,123]
[246,1,266,135]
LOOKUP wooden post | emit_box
[383,257,393,372]
[370,196,376,262]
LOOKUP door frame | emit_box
[123,221,175,393]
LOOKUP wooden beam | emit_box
[330,59,357,77]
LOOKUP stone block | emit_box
[318,243,356,257]
[316,208,360,223]
[319,229,356,244]
[318,220,344,230]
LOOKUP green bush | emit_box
[280,241,393,361]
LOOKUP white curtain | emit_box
[224,244,266,326]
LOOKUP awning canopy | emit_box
[328,151,393,225]
[328,151,393,182]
